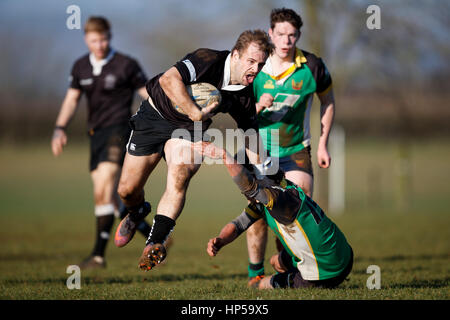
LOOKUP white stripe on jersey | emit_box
[182,59,196,82]
[274,219,320,280]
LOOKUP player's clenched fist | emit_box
[256,93,274,113]
[207,237,223,257]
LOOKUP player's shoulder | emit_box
[72,53,90,68]
[299,49,324,66]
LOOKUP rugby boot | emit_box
[138,243,167,271]
[114,202,151,248]
[247,275,265,288]
[79,255,106,270]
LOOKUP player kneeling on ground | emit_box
[194,141,353,289]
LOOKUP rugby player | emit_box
[195,141,353,289]
[246,8,336,285]
[51,16,151,269]
[114,30,273,271]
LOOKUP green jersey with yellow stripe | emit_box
[253,49,332,158]
[245,180,351,281]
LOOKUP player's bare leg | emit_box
[246,218,268,286]
[139,138,201,270]
[117,152,162,207]
[80,162,121,269]
[285,170,313,197]
[157,139,202,220]
[115,152,162,247]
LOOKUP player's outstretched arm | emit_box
[207,223,239,257]
[51,88,81,157]
[159,67,218,122]
[193,141,270,204]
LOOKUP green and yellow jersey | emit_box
[253,49,332,158]
[241,179,351,281]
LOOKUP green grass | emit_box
[0,140,449,300]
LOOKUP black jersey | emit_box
[69,51,147,131]
[145,48,258,132]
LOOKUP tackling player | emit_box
[51,17,151,269]
[114,30,273,271]
[246,8,336,285]
[195,141,353,289]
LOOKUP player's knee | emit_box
[117,181,137,201]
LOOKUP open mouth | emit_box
[245,74,255,83]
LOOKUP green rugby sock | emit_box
[248,261,265,278]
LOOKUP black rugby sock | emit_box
[92,214,115,257]
[126,201,151,222]
[146,214,175,245]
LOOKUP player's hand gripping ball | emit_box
[172,82,221,115]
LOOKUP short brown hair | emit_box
[231,29,273,57]
[84,16,111,35]
[270,8,303,31]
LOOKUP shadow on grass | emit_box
[2,272,248,286]
[387,277,450,289]
[343,276,450,290]
[354,253,450,263]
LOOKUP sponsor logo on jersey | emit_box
[264,79,275,89]
[80,78,93,86]
[292,79,303,90]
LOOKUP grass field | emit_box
[0,139,449,300]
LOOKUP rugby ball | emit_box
[172,82,221,115]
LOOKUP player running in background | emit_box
[114,30,273,271]
[195,141,352,289]
[246,8,336,285]
[51,16,151,269]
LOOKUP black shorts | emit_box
[88,122,131,171]
[271,247,354,289]
[127,100,203,156]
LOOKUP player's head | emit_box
[230,30,273,86]
[84,16,111,60]
[269,8,303,60]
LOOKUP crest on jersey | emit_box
[104,74,116,90]
[292,79,303,90]
[264,80,275,89]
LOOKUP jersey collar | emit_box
[262,48,307,81]
[221,53,246,91]
[89,48,115,76]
